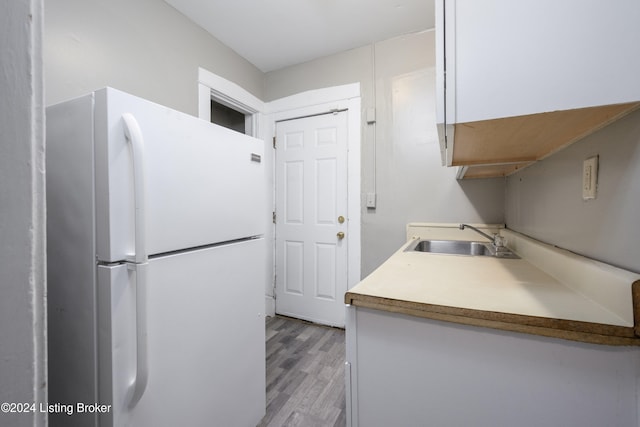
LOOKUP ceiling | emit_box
[164,0,435,73]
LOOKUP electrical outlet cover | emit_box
[366,192,377,208]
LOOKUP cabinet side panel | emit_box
[436,0,457,165]
[345,305,358,427]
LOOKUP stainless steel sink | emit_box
[406,239,519,259]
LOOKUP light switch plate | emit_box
[366,107,376,124]
[366,192,377,208]
[582,155,598,200]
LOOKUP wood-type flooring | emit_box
[258,315,346,427]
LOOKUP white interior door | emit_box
[275,111,348,327]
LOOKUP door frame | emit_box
[265,83,362,317]
[197,67,264,138]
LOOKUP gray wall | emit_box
[266,30,505,276]
[45,0,265,114]
[506,108,640,274]
[0,1,47,426]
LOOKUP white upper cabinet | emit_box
[436,0,640,179]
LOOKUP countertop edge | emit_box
[633,280,640,337]
[345,292,640,347]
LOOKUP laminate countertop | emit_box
[345,224,640,346]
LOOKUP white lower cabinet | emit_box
[346,306,640,427]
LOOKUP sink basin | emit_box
[412,240,491,256]
[406,239,519,259]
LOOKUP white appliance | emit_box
[46,88,266,427]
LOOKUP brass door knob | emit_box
[337,231,345,240]
[338,215,345,224]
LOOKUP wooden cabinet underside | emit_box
[453,102,640,178]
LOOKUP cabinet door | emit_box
[351,307,640,427]
[436,0,640,177]
[448,0,640,124]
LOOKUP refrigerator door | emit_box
[93,88,266,262]
[97,239,266,427]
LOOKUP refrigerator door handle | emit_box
[122,113,148,264]
[123,113,149,408]
[126,262,149,409]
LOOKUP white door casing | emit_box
[275,111,348,327]
[197,67,264,138]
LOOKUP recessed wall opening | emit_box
[198,68,262,138]
[210,99,247,134]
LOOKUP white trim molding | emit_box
[265,83,361,115]
[198,67,265,137]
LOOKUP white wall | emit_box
[0,1,47,426]
[506,108,640,274]
[45,0,265,114]
[266,31,505,276]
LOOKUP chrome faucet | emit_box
[459,224,505,248]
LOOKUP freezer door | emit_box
[97,238,266,427]
[94,88,266,262]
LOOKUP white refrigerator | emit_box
[46,88,266,427]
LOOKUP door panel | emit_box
[284,241,304,295]
[316,243,337,299]
[275,112,348,327]
[98,239,265,427]
[316,158,337,223]
[284,161,304,223]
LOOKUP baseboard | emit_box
[265,295,275,317]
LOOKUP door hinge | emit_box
[272,211,276,224]
[272,136,276,149]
